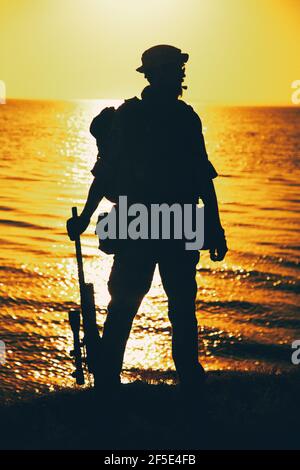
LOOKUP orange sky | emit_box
[1,0,299,104]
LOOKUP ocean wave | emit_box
[211,337,291,363]
[0,219,52,231]
[197,300,300,329]
[196,325,293,363]
[0,294,78,312]
[0,265,43,277]
[223,250,300,270]
[198,265,299,291]
[3,176,41,182]
[197,299,268,314]
[232,221,299,233]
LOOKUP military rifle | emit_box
[69,207,100,385]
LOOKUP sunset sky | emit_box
[1,0,299,104]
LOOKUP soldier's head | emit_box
[136,45,189,98]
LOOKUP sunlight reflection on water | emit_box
[0,100,299,397]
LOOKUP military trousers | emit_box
[98,242,203,385]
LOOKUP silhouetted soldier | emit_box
[67,45,227,394]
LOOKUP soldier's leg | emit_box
[158,249,204,386]
[98,249,156,386]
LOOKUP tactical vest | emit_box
[90,96,217,204]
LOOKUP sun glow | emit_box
[0,0,299,104]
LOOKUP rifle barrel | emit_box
[72,207,85,288]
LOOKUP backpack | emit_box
[90,99,222,252]
[90,97,218,203]
[90,98,142,202]
[90,106,116,161]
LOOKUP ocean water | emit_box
[0,99,299,399]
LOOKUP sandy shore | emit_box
[0,370,299,450]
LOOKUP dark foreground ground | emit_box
[0,371,299,450]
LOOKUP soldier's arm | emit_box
[201,176,228,261]
[81,178,104,219]
[67,107,125,241]
[201,177,222,230]
[190,109,227,260]
[67,178,104,241]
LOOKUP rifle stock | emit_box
[69,309,84,385]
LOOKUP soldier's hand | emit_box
[67,214,90,241]
[210,237,228,262]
